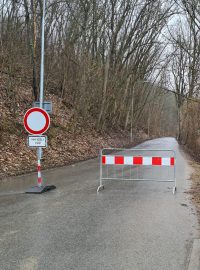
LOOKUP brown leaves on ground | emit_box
[187,161,200,223]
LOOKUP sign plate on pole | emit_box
[28,135,47,148]
[24,107,50,135]
[33,101,52,114]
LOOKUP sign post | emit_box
[24,0,56,194]
[38,0,46,180]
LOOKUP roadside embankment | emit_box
[187,160,200,224]
[0,75,149,180]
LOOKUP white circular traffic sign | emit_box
[24,107,50,135]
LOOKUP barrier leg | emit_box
[173,158,177,194]
[97,150,104,192]
[173,177,177,195]
[97,181,104,192]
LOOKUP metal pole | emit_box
[26,11,56,194]
[37,0,46,187]
[40,0,45,108]
[37,157,42,187]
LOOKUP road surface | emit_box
[0,137,199,270]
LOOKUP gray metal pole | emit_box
[26,4,56,193]
[38,0,46,184]
[39,0,45,108]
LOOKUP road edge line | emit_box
[188,239,200,270]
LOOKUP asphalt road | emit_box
[0,137,199,270]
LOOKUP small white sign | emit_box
[28,136,47,148]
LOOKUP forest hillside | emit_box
[3,0,200,178]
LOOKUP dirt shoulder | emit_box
[181,143,200,223]
[187,160,200,223]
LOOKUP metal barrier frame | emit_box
[97,148,177,194]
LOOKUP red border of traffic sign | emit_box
[24,107,50,135]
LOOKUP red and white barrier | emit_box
[98,148,177,194]
[102,156,175,166]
